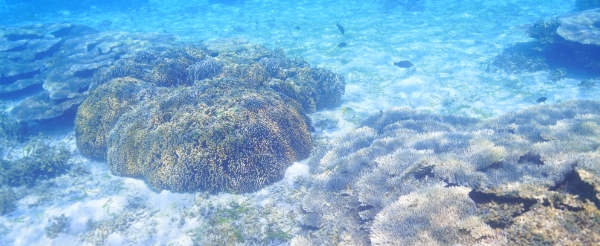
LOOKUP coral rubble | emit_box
[292,100,600,245]
[76,39,344,193]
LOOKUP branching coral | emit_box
[370,186,499,245]
[294,100,600,244]
[0,135,71,187]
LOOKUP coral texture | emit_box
[293,100,600,244]
[76,40,344,193]
[75,77,162,159]
[557,8,600,45]
[0,23,173,122]
[0,135,71,187]
[107,83,312,193]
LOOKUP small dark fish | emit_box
[394,60,414,68]
[208,50,219,57]
[336,23,345,35]
[536,97,547,103]
[295,26,300,30]
[338,42,347,48]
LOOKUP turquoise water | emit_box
[2,0,600,245]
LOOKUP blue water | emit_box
[2,0,600,245]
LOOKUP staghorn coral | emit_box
[294,100,600,244]
[370,186,499,245]
[76,40,344,193]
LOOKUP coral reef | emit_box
[292,100,600,244]
[0,23,174,122]
[75,77,163,159]
[487,46,547,74]
[557,8,600,46]
[44,214,71,239]
[107,83,312,193]
[0,135,71,187]
[491,9,600,77]
[76,40,344,193]
[371,186,499,245]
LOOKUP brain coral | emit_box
[76,40,343,193]
[292,100,600,245]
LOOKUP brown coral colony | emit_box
[74,38,345,193]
